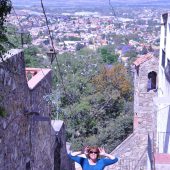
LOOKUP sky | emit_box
[11,0,170,8]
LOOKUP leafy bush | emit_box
[100,47,118,64]
[51,49,133,152]
[0,0,12,55]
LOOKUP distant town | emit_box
[7,6,166,64]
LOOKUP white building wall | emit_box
[157,105,170,153]
[157,13,170,154]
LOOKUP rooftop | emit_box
[133,53,153,66]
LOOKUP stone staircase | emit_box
[105,132,148,170]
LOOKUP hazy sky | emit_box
[11,0,169,7]
[11,0,164,4]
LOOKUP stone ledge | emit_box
[0,49,23,62]
[26,68,51,90]
[51,120,64,132]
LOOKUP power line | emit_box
[108,0,130,44]
[108,0,120,23]
[108,0,157,45]
[40,0,74,117]
[11,6,23,31]
[6,6,55,116]
[11,3,71,119]
[11,6,30,47]
[40,0,57,64]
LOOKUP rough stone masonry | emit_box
[0,49,73,170]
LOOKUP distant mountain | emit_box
[11,0,170,8]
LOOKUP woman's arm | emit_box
[70,151,82,156]
[68,151,85,164]
[99,147,117,160]
[99,147,118,165]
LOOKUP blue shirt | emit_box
[68,154,118,170]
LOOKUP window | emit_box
[135,65,139,76]
[162,13,168,49]
[162,50,165,68]
[162,13,168,25]
[147,71,157,92]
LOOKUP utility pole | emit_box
[17,29,30,48]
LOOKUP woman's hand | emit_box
[83,146,89,155]
[99,147,106,156]
[99,147,116,160]
[70,151,82,156]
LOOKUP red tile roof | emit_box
[133,53,153,66]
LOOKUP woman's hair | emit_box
[86,146,100,159]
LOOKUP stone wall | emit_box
[0,49,31,170]
[133,56,158,133]
[52,120,74,170]
[0,49,73,170]
[106,55,159,170]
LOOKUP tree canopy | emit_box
[99,45,118,64]
[51,48,133,152]
[0,0,12,55]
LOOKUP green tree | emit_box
[5,25,21,48]
[100,46,118,64]
[0,0,12,56]
[24,46,41,67]
[51,49,133,152]
[92,64,132,98]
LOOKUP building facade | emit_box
[106,53,158,170]
[154,13,170,170]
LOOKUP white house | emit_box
[154,12,170,170]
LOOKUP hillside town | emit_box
[8,7,162,62]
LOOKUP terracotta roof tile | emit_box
[133,53,153,66]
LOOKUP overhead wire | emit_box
[108,0,130,43]
[10,0,143,118]
[11,6,23,31]
[107,0,159,63]
[108,0,159,47]
[108,0,120,23]
[11,6,31,47]
[38,5,105,120]
[108,0,153,45]
[4,5,54,116]
[40,0,57,64]
[8,2,71,120]
[40,0,74,116]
